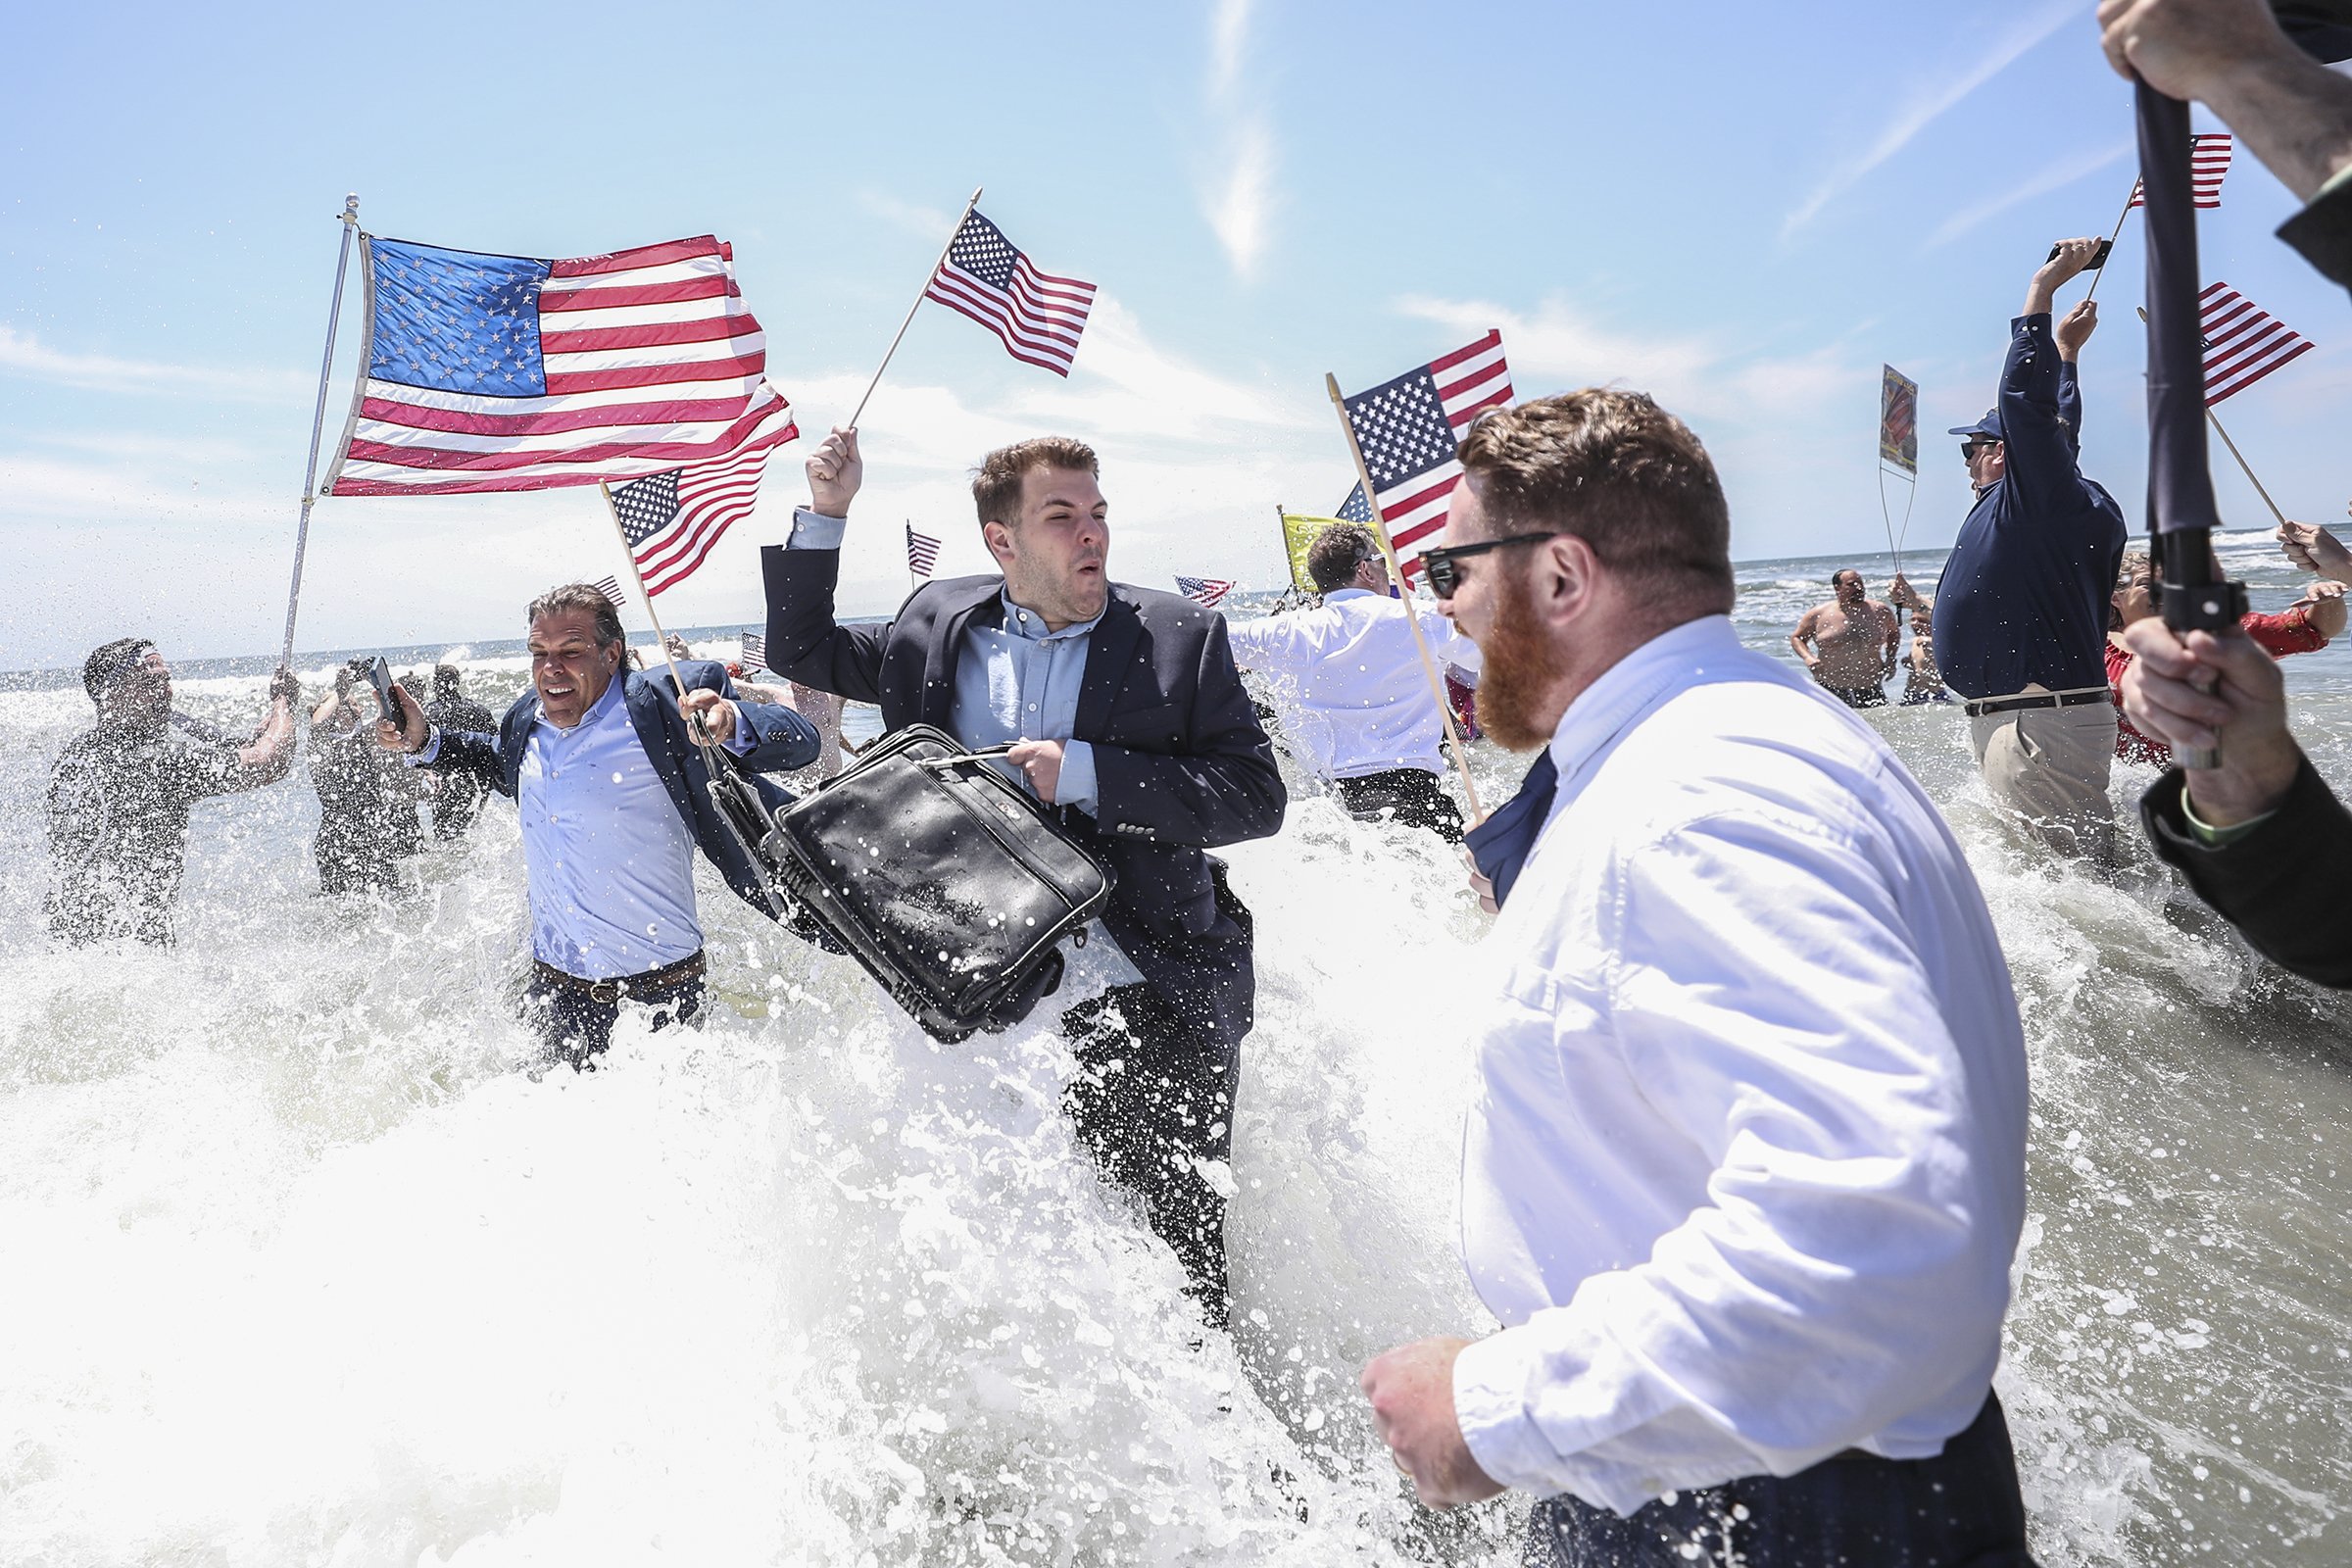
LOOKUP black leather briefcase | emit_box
[760,724,1113,1043]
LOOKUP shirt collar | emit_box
[1323,588,1374,603]
[1545,614,1741,789]
[998,587,1102,643]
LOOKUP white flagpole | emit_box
[278,193,361,669]
[849,186,983,429]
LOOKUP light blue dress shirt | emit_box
[787,507,1100,813]
[415,674,754,980]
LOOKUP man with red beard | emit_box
[1357,392,2036,1565]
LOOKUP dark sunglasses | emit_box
[1415,531,1559,597]
[1960,439,2001,459]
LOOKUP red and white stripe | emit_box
[923,253,1095,376]
[1367,331,1515,579]
[1177,576,1235,608]
[2129,133,2233,210]
[329,235,786,495]
[632,396,798,596]
[590,575,626,610]
[2201,282,2314,404]
[906,524,943,578]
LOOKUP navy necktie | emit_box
[1463,749,1558,910]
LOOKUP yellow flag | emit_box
[1279,514,1350,594]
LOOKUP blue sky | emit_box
[5,0,2348,668]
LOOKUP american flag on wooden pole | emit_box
[906,523,942,578]
[922,211,1097,376]
[2199,282,2314,403]
[2130,133,2232,209]
[602,401,794,596]
[1176,575,1235,608]
[1333,331,1514,582]
[324,233,796,495]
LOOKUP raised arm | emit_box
[223,669,301,789]
[760,426,892,702]
[1998,241,2101,515]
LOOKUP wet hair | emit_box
[1307,523,1380,593]
[82,637,154,704]
[971,436,1100,528]
[1455,390,1736,613]
[525,583,626,650]
[1833,568,1863,590]
[433,663,462,699]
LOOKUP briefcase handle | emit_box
[919,743,1016,770]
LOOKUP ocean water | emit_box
[0,535,2345,1565]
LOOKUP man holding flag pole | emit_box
[316,221,823,1062]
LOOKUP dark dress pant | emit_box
[1525,1394,2036,1568]
[1335,766,1467,843]
[521,966,704,1071]
[1060,981,1240,1330]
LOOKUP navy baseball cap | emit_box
[1948,410,2003,441]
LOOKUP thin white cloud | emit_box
[1200,0,1277,279]
[1781,0,2084,240]
[854,190,959,243]
[0,324,310,403]
[1922,137,2132,251]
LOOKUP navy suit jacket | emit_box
[425,660,820,922]
[762,547,1286,1052]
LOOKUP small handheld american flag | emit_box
[2199,282,2314,404]
[1176,576,1235,609]
[1338,332,1514,582]
[740,631,766,672]
[590,575,626,611]
[607,415,791,596]
[2130,133,2232,210]
[906,523,943,579]
[922,211,1096,376]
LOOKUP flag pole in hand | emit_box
[850,186,983,428]
[1325,372,1487,823]
[278,193,361,670]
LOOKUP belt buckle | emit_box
[589,978,622,1004]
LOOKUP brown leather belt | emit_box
[533,951,707,1005]
[1963,688,2111,719]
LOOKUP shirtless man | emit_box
[1789,568,1898,708]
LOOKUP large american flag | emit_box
[906,523,942,578]
[2129,133,2232,210]
[2201,282,2315,403]
[1176,576,1235,608]
[922,212,1096,376]
[1340,332,1514,581]
[325,233,796,495]
[607,421,788,595]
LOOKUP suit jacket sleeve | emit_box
[705,663,821,772]
[1088,611,1287,849]
[761,542,890,704]
[2278,170,2352,293]
[417,726,513,798]
[2141,760,2352,987]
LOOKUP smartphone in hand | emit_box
[364,657,400,724]
[2048,238,2114,271]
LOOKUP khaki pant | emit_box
[1968,686,2118,861]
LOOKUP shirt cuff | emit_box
[1056,739,1100,815]
[1452,1327,1568,1496]
[403,727,443,765]
[720,718,758,756]
[2180,789,2274,847]
[787,507,848,550]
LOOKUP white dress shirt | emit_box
[1225,589,1480,779]
[1449,614,2029,1515]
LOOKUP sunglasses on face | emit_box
[1415,531,1559,598]
[1961,440,2000,459]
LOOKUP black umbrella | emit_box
[2143,1,2352,766]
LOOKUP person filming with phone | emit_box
[373,584,822,1067]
